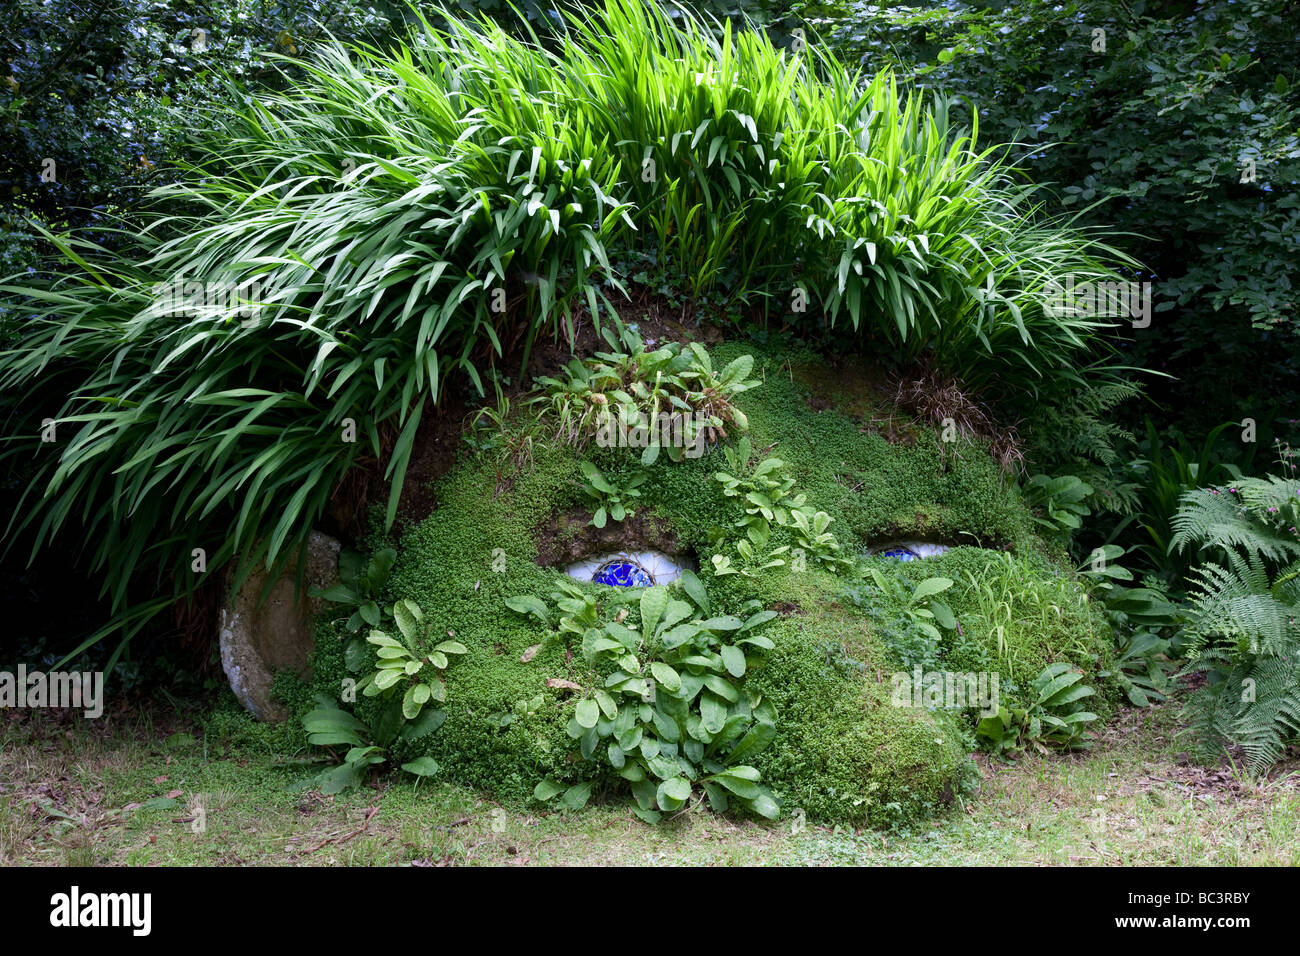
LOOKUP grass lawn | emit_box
[3,696,1297,867]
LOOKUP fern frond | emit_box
[1170,479,1300,563]
[1234,656,1300,774]
[1182,552,1300,658]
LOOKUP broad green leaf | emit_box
[912,577,954,601]
[401,756,440,777]
[640,586,669,639]
[393,600,420,642]
[720,645,746,678]
[504,595,549,623]
[533,779,566,801]
[561,781,594,809]
[678,569,710,614]
[656,776,692,811]
[575,698,600,729]
[650,661,682,691]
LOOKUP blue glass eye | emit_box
[593,559,654,587]
[871,542,948,561]
[566,550,689,586]
[881,547,918,561]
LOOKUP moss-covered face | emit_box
[306,339,1114,827]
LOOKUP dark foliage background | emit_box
[1,0,1296,684]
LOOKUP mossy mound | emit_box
[303,339,1113,827]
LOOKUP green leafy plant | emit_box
[534,317,757,463]
[511,572,780,821]
[507,578,597,645]
[577,461,647,528]
[302,597,465,792]
[1102,629,1172,708]
[312,548,398,634]
[361,599,468,720]
[862,567,958,644]
[789,507,852,570]
[1023,473,1093,541]
[1129,419,1239,583]
[491,693,546,730]
[1024,380,1143,516]
[1080,545,1176,706]
[710,435,846,576]
[302,696,448,794]
[1170,475,1300,772]
[976,663,1099,754]
[715,437,806,534]
[843,567,957,670]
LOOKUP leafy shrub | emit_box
[1023,381,1142,518]
[1022,473,1093,543]
[563,0,1133,400]
[1079,545,1178,706]
[312,548,398,634]
[511,574,780,820]
[577,462,647,527]
[1,0,400,270]
[534,316,758,459]
[975,663,1100,754]
[710,435,849,576]
[1103,629,1172,709]
[303,597,466,792]
[806,0,1300,435]
[1125,420,1241,584]
[842,567,957,671]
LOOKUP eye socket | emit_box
[565,550,690,587]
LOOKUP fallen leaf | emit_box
[153,775,169,784]
[546,678,583,692]
[165,789,183,799]
[521,645,541,663]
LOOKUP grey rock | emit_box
[219,530,341,722]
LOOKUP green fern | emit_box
[1185,655,1300,774]
[1025,379,1142,514]
[1170,477,1300,564]
[1175,475,1300,773]
[1181,554,1300,659]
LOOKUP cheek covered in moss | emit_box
[744,616,973,827]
